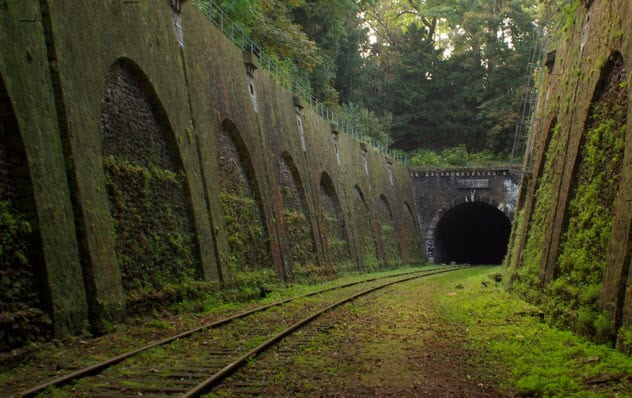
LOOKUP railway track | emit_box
[16,265,463,398]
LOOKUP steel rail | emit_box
[181,266,463,397]
[16,266,450,398]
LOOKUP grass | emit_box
[434,267,632,397]
[4,265,632,397]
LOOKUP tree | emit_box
[356,0,537,153]
[338,102,393,147]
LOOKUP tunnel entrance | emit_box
[433,202,511,265]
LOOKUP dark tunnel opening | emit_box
[433,202,511,265]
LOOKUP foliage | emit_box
[618,326,632,355]
[338,102,393,148]
[408,145,508,167]
[359,0,538,153]
[195,0,540,156]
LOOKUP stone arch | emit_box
[553,50,628,340]
[319,172,351,265]
[217,119,272,273]
[427,195,512,264]
[279,151,317,277]
[0,73,52,350]
[352,185,379,268]
[100,58,202,312]
[377,194,399,265]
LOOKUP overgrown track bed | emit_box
[16,266,461,398]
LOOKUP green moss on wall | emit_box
[380,223,400,267]
[510,123,563,303]
[278,157,322,281]
[544,66,627,342]
[403,207,424,263]
[378,196,400,267]
[104,155,203,313]
[361,232,380,271]
[323,214,352,267]
[0,200,52,350]
[284,208,326,281]
[220,189,275,293]
[617,325,632,354]
[0,79,51,349]
[504,206,524,271]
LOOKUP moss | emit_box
[545,104,626,343]
[220,189,271,268]
[561,0,582,33]
[284,208,329,282]
[323,212,351,266]
[361,232,380,271]
[617,326,632,355]
[104,155,202,313]
[0,200,52,350]
[380,223,400,267]
[509,123,563,302]
[503,206,524,271]
[220,188,276,294]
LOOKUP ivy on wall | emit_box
[220,189,272,272]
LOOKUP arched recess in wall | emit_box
[279,152,317,277]
[551,51,628,341]
[352,185,379,269]
[402,201,423,261]
[100,58,202,312]
[217,119,272,274]
[378,194,399,265]
[319,172,351,266]
[0,73,51,350]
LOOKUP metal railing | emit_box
[192,0,406,165]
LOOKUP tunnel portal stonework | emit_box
[410,168,519,264]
